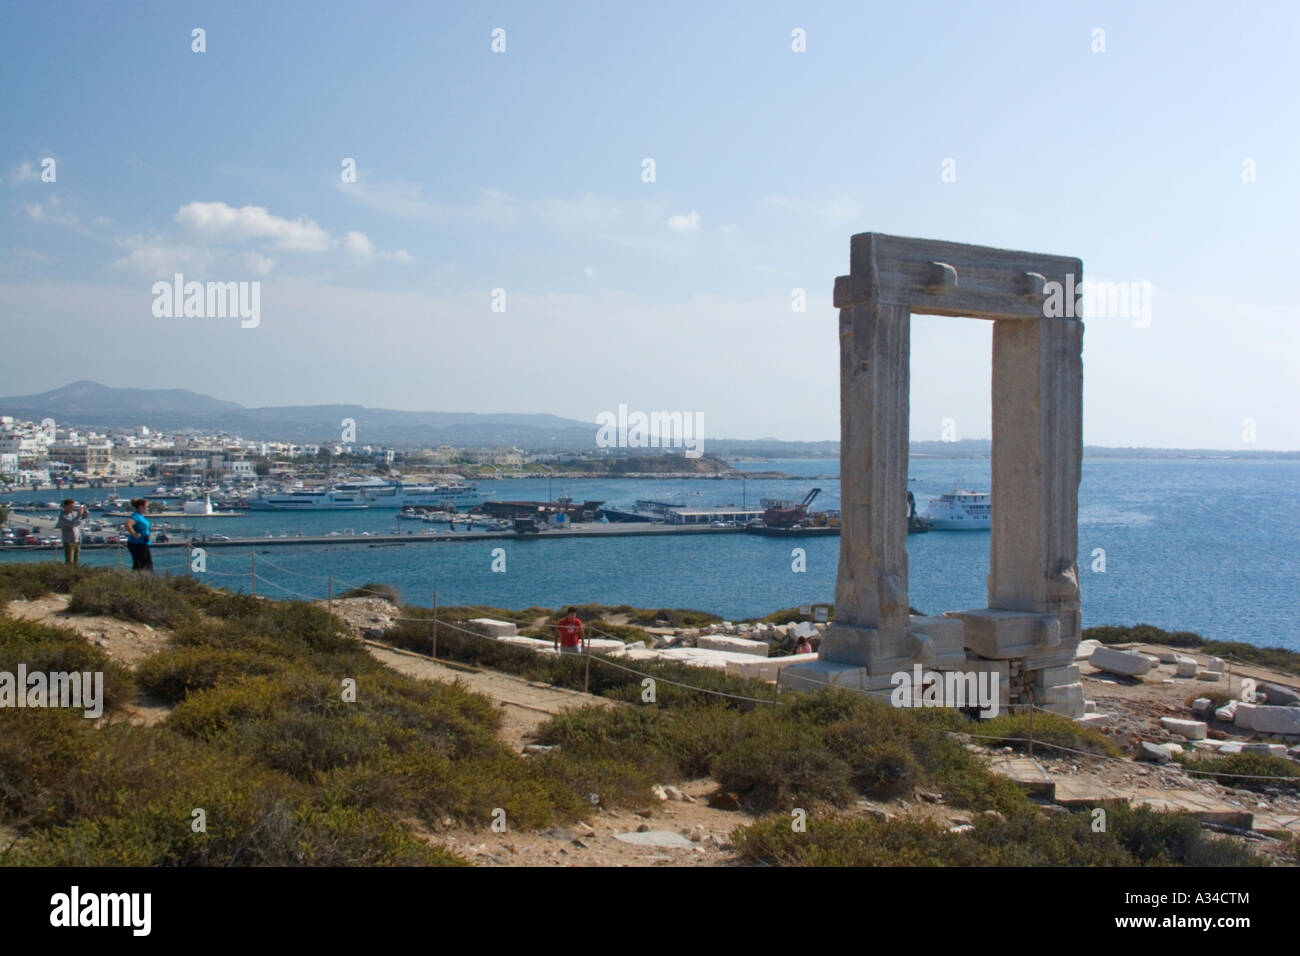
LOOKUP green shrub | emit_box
[0,562,97,601]
[135,647,290,703]
[67,570,197,628]
[341,582,401,603]
[1177,752,1300,793]
[974,711,1118,757]
[850,742,920,799]
[733,804,1263,867]
[0,615,135,711]
[709,710,853,810]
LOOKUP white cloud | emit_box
[112,236,216,275]
[666,210,701,233]
[175,201,332,252]
[11,161,38,185]
[584,266,596,279]
[241,250,277,276]
[23,201,92,236]
[345,230,375,259]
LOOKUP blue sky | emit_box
[2,0,1297,448]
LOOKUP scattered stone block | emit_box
[1234,703,1257,730]
[466,618,518,638]
[1190,697,1213,714]
[1076,712,1110,728]
[1215,700,1238,722]
[657,646,771,671]
[1089,646,1153,677]
[498,635,557,654]
[726,651,817,683]
[1138,741,1177,763]
[1205,657,1225,673]
[1149,648,1182,664]
[1174,656,1198,678]
[1084,699,1097,713]
[1242,742,1288,757]
[1261,682,1300,706]
[1075,639,1101,660]
[791,621,818,641]
[1195,669,1221,681]
[613,830,694,849]
[698,634,770,657]
[1160,717,1207,740]
[1241,705,1300,735]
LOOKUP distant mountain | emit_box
[0,381,599,448]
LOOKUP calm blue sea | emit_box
[3,458,1297,650]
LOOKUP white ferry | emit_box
[920,481,991,530]
[246,489,372,510]
[341,478,479,508]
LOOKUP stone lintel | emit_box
[836,233,1082,321]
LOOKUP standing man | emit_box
[54,498,88,565]
[124,498,153,572]
[554,606,585,655]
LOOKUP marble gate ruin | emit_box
[782,234,1086,717]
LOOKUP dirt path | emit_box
[362,640,618,750]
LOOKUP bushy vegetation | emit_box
[0,566,653,866]
[1086,623,1300,676]
[340,582,401,603]
[733,805,1264,867]
[67,569,198,628]
[962,710,1121,758]
[0,615,135,711]
[0,561,97,606]
[1176,752,1300,794]
[534,688,1034,815]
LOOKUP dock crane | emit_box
[761,487,821,528]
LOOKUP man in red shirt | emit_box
[555,607,585,655]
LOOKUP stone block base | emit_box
[817,615,966,673]
[945,608,1075,660]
